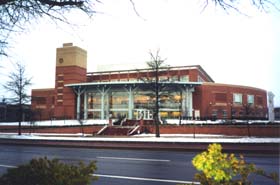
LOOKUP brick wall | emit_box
[31,89,55,120]
[193,83,268,119]
[144,124,279,137]
[54,66,87,119]
[1,124,278,137]
[0,125,103,135]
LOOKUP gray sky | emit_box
[1,0,280,106]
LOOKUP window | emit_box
[159,76,168,82]
[247,95,254,104]
[57,82,64,87]
[57,75,64,81]
[198,76,204,82]
[57,95,63,100]
[128,78,137,82]
[134,91,155,109]
[110,91,129,109]
[222,110,227,118]
[180,75,189,82]
[119,79,128,82]
[170,75,178,82]
[231,109,236,117]
[233,93,242,104]
[88,92,102,109]
[57,89,63,94]
[212,110,217,117]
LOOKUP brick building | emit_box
[275,107,280,120]
[31,43,268,121]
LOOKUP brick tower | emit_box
[54,43,87,119]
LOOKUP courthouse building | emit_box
[31,43,268,121]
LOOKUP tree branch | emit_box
[0,0,95,56]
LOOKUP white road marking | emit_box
[94,174,200,184]
[0,164,16,168]
[0,164,200,184]
[97,156,170,162]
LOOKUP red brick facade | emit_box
[0,125,278,137]
[31,43,268,121]
[31,89,55,120]
[193,83,267,119]
[32,43,87,120]
[54,66,86,119]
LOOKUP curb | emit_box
[0,138,279,154]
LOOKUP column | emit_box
[128,87,134,119]
[101,91,105,119]
[76,90,81,120]
[188,87,194,118]
[182,87,194,118]
[181,87,188,117]
[75,86,85,120]
[83,92,88,119]
[99,87,110,120]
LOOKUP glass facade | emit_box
[109,91,129,119]
[85,88,187,120]
[134,91,155,110]
[87,92,104,119]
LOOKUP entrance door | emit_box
[135,109,153,120]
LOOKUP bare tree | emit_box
[204,0,279,12]
[3,62,32,135]
[0,0,95,56]
[139,50,168,137]
[1,0,278,56]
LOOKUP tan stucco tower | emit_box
[54,43,87,119]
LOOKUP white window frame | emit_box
[247,94,254,105]
[233,93,242,104]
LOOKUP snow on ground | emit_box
[0,120,107,126]
[0,133,279,144]
[1,120,279,143]
[1,119,279,127]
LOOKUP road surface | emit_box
[0,144,279,185]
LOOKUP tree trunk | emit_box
[155,65,160,137]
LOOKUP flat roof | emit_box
[87,65,214,83]
[65,81,202,89]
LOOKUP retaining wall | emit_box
[0,124,279,137]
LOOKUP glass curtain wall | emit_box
[159,90,182,119]
[134,91,155,119]
[87,92,102,119]
[87,88,183,120]
[133,89,182,119]
[109,91,129,119]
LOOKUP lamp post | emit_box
[208,102,212,121]
[244,103,251,137]
[229,103,233,124]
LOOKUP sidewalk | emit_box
[0,133,279,154]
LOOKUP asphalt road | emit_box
[0,144,279,185]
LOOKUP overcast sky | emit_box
[1,0,280,106]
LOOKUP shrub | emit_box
[192,143,279,185]
[0,157,97,185]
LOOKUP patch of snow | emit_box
[0,119,108,126]
[0,133,279,144]
[1,119,278,126]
